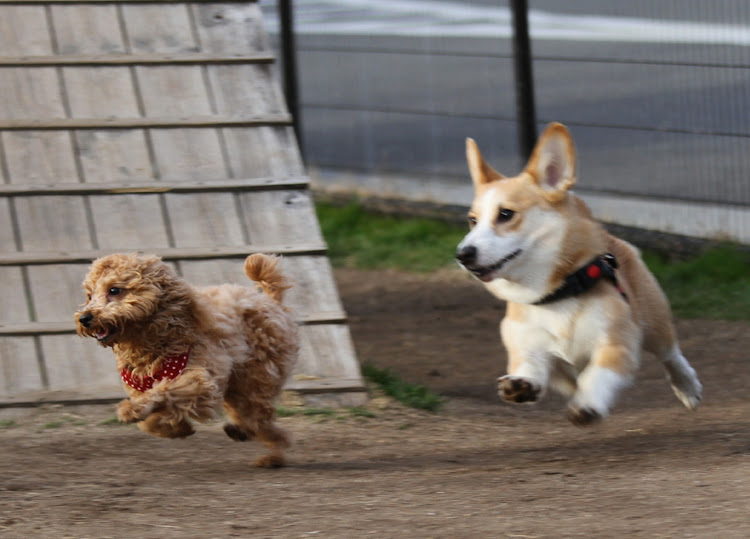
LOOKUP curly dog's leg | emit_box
[120,369,219,437]
[224,396,289,468]
[138,409,195,438]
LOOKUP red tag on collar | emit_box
[120,349,190,392]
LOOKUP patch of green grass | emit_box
[0,419,16,429]
[302,408,336,417]
[362,363,445,412]
[349,406,377,418]
[277,407,337,418]
[317,202,749,320]
[276,407,300,418]
[98,416,122,426]
[644,246,750,320]
[316,202,466,272]
[44,421,63,429]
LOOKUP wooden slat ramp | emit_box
[0,0,366,407]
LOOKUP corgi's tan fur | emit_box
[456,123,702,424]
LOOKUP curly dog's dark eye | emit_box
[109,287,122,296]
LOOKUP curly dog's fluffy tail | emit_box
[244,254,292,303]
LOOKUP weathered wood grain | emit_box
[0,0,363,405]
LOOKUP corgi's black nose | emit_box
[456,245,477,265]
[78,312,93,328]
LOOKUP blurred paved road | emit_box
[260,1,750,242]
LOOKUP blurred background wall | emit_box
[262,0,750,245]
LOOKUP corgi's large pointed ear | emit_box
[524,123,576,201]
[466,138,504,187]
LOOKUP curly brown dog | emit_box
[75,253,299,468]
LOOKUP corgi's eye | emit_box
[467,216,477,228]
[497,209,515,223]
[108,287,122,296]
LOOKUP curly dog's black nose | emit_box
[456,245,477,265]
[78,312,94,328]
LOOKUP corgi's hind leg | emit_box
[662,344,702,410]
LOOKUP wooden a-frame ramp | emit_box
[0,0,366,407]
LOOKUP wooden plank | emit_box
[91,195,172,249]
[281,256,345,315]
[121,3,196,54]
[0,67,65,119]
[241,190,325,246]
[178,256,344,315]
[0,322,74,336]
[0,5,52,56]
[40,334,121,391]
[25,264,89,323]
[51,6,167,256]
[0,52,275,66]
[0,200,16,249]
[208,64,286,115]
[0,244,329,266]
[74,130,155,183]
[167,192,247,248]
[2,131,78,184]
[14,196,91,251]
[0,113,292,130]
[222,127,305,179]
[63,67,140,118]
[136,65,212,116]
[296,325,362,379]
[0,176,309,196]
[0,267,30,324]
[49,3,125,55]
[0,312,347,337]
[0,0,257,3]
[150,128,227,180]
[0,337,44,399]
[192,2,268,55]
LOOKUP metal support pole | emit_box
[278,0,304,160]
[510,0,537,162]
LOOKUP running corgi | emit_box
[456,122,702,425]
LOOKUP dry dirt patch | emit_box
[1,268,749,538]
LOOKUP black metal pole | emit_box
[510,0,537,162]
[278,0,304,160]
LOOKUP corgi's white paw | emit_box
[498,375,542,404]
[566,404,603,426]
[671,381,702,411]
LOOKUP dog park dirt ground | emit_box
[2,267,750,538]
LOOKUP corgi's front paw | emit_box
[567,404,602,426]
[498,375,542,404]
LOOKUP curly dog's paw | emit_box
[116,399,147,423]
[498,375,542,404]
[223,423,252,442]
[253,454,285,468]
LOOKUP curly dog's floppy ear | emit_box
[116,254,185,322]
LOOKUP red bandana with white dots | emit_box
[120,349,190,392]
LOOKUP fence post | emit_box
[278,0,304,160]
[510,0,537,161]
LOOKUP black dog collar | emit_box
[533,253,627,305]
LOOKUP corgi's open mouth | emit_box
[471,249,522,282]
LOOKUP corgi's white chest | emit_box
[508,300,612,367]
